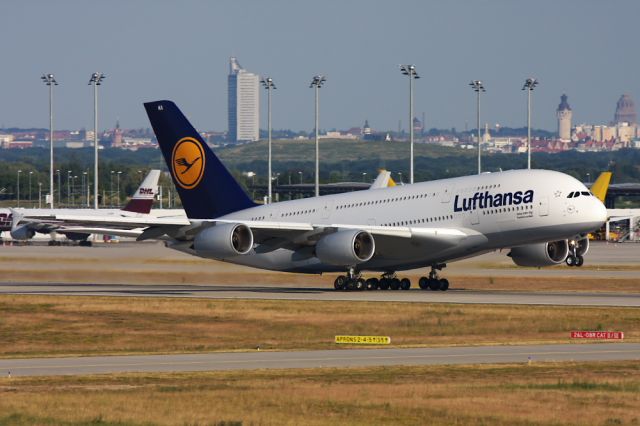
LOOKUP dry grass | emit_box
[0,361,639,425]
[1,295,638,358]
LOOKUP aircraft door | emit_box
[441,186,454,203]
[322,200,333,219]
[470,209,480,225]
[538,197,549,216]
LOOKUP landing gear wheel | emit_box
[334,276,347,291]
[389,278,400,290]
[366,278,379,290]
[428,279,441,291]
[400,278,411,290]
[418,277,428,290]
[356,278,366,291]
[379,279,390,290]
[575,255,584,267]
[439,279,449,291]
[566,255,576,267]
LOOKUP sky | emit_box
[1,0,639,134]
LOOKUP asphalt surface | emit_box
[1,344,638,377]
[1,282,639,306]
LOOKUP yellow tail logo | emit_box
[172,137,206,189]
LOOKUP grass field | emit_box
[1,295,638,358]
[0,362,639,425]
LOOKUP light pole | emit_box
[298,171,303,184]
[398,172,403,184]
[73,176,78,206]
[38,182,42,209]
[362,172,367,183]
[522,77,539,170]
[83,171,89,207]
[28,171,33,204]
[110,170,114,207]
[16,170,21,207]
[470,80,485,175]
[261,77,276,203]
[56,169,61,207]
[400,65,419,184]
[67,170,72,206]
[116,171,122,207]
[310,75,326,197]
[41,73,57,208]
[89,72,105,209]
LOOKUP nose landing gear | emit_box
[565,240,584,267]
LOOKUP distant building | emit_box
[111,121,123,147]
[228,57,260,142]
[557,94,572,142]
[412,116,423,135]
[362,119,371,135]
[614,94,637,124]
[0,134,14,148]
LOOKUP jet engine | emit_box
[10,224,35,241]
[193,223,254,259]
[509,240,569,267]
[315,229,375,266]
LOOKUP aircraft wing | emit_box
[43,214,191,228]
[203,219,476,254]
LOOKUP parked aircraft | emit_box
[6,170,162,244]
[138,100,606,290]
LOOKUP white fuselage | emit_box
[187,169,607,273]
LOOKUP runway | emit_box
[1,282,640,306]
[1,343,638,377]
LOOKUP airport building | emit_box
[227,57,260,143]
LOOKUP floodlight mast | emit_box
[41,73,58,208]
[89,72,105,209]
[400,65,419,184]
[310,75,326,197]
[470,80,486,174]
[522,77,538,170]
[261,77,276,203]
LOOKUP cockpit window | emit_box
[567,191,592,198]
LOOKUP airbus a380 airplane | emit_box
[131,101,607,291]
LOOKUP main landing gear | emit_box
[333,266,450,292]
[565,240,584,267]
[418,264,449,291]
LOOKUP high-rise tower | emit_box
[613,94,637,124]
[556,94,572,142]
[228,57,259,142]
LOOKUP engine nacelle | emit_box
[316,230,375,266]
[193,223,254,259]
[10,224,35,241]
[509,240,569,267]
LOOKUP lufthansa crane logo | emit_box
[172,137,206,189]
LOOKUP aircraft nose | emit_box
[592,198,608,225]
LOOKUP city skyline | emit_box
[1,1,639,133]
